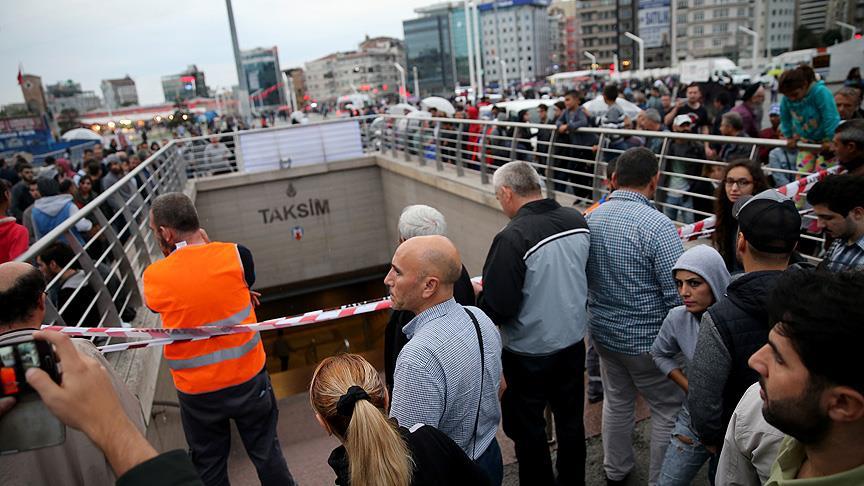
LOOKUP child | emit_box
[651,245,731,485]
[778,64,841,175]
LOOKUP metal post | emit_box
[472,1,484,98]
[656,138,671,203]
[464,0,477,98]
[479,126,490,184]
[509,125,519,161]
[591,133,606,202]
[455,125,466,177]
[225,0,251,124]
[434,121,444,172]
[584,51,596,74]
[412,66,420,98]
[394,63,407,104]
[402,127,411,162]
[545,129,558,200]
[500,59,508,95]
[738,26,759,70]
[624,32,645,73]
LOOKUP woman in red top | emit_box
[0,180,29,263]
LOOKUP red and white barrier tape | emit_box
[42,298,394,353]
[676,166,842,241]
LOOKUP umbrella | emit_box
[421,96,456,116]
[405,110,432,129]
[387,103,417,115]
[581,96,643,119]
[61,128,103,142]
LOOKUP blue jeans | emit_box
[475,437,504,486]
[658,406,718,486]
[663,192,695,224]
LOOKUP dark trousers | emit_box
[502,341,586,486]
[177,368,295,486]
[475,437,504,486]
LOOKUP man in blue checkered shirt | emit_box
[807,175,864,271]
[386,235,504,485]
[586,147,685,485]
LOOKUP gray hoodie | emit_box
[650,244,731,377]
[32,194,93,239]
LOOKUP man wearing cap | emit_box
[832,119,864,176]
[664,114,705,223]
[687,189,801,456]
[807,175,864,271]
[732,84,766,139]
[758,104,783,163]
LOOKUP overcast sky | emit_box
[0,0,434,106]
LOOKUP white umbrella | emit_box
[61,128,103,141]
[387,103,417,115]
[581,96,643,119]
[405,110,432,129]
[420,96,456,116]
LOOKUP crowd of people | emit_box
[1,65,864,486]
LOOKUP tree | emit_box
[822,28,844,46]
[794,25,820,50]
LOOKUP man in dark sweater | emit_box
[383,204,476,395]
[688,189,801,454]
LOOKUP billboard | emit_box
[638,0,670,49]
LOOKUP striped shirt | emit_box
[586,190,684,355]
[822,235,864,271]
[390,298,502,460]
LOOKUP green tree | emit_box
[822,28,844,46]
[794,25,820,49]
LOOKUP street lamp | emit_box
[836,21,858,39]
[464,0,477,97]
[393,63,407,104]
[737,26,759,71]
[584,51,596,75]
[624,32,645,73]
[499,59,508,95]
[412,66,420,99]
[224,0,251,123]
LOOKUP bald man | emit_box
[385,236,504,485]
[0,262,145,486]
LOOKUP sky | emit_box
[0,0,434,107]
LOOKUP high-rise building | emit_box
[478,0,553,87]
[304,37,404,103]
[827,0,864,34]
[796,0,829,34]
[241,47,287,109]
[402,2,480,97]
[577,0,618,69]
[675,0,757,61]
[636,0,673,68]
[45,80,102,114]
[161,65,209,103]
[760,0,795,55]
[101,76,139,109]
[548,0,582,72]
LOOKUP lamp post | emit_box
[500,59,508,95]
[394,63,407,104]
[464,0,477,98]
[584,51,596,75]
[836,21,858,39]
[624,32,645,73]
[412,66,420,99]
[471,1,484,98]
[224,0,251,123]
[738,26,759,71]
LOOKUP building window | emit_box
[713,38,723,47]
[695,39,704,48]
[694,25,704,35]
[694,11,704,20]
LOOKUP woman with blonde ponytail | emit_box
[310,354,490,486]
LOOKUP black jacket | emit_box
[705,271,783,442]
[328,424,491,486]
[384,266,475,394]
[117,450,202,486]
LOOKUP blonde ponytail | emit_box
[310,354,413,486]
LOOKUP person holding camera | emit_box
[0,261,146,486]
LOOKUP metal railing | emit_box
[17,113,826,346]
[15,116,377,347]
[373,114,827,250]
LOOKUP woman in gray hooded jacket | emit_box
[651,244,731,486]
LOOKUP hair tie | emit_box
[336,385,370,418]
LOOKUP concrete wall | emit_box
[194,158,392,289]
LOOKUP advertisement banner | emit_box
[638,0,671,49]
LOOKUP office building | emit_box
[549,0,582,72]
[478,0,553,87]
[304,36,404,103]
[162,65,209,103]
[46,80,102,114]
[241,47,288,109]
[577,0,618,69]
[796,0,829,34]
[675,0,757,61]
[761,0,795,55]
[101,76,139,109]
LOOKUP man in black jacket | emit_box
[383,204,476,395]
[688,189,801,455]
[479,161,591,486]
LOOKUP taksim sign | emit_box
[258,199,330,225]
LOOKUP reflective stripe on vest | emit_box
[166,332,261,370]
[202,303,251,327]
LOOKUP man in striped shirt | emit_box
[807,175,864,271]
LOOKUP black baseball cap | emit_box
[733,189,801,254]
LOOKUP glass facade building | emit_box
[241,47,287,109]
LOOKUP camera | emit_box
[0,336,60,398]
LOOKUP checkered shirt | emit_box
[822,235,864,272]
[389,298,502,460]
[586,190,684,355]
